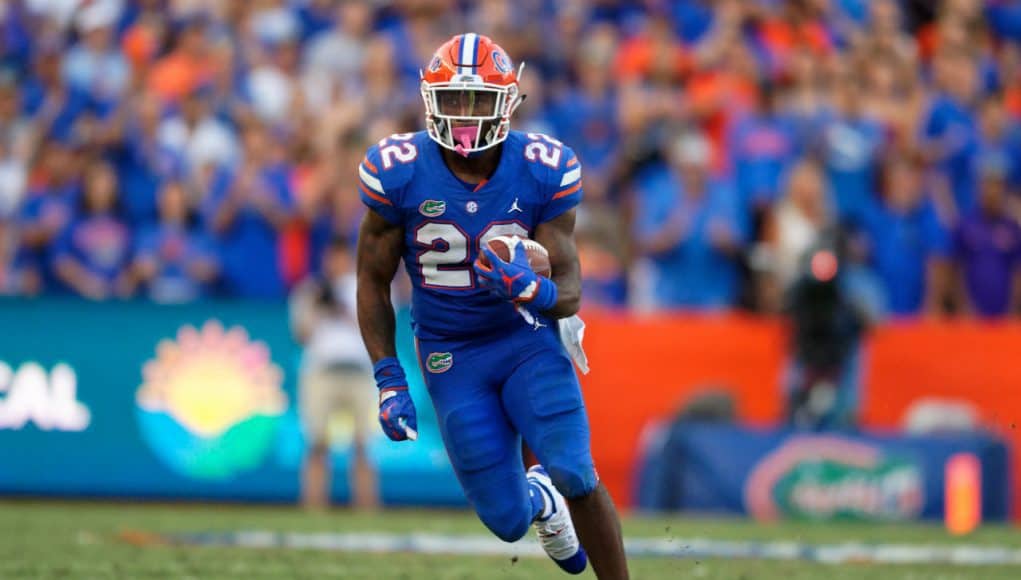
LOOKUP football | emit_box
[481,235,552,278]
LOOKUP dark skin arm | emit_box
[534,208,582,318]
[356,209,404,363]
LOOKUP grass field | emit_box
[1,501,1019,579]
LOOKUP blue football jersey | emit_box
[358,130,584,339]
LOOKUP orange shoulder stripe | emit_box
[552,181,582,200]
[362,157,379,174]
[359,183,392,206]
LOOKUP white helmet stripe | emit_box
[460,33,478,75]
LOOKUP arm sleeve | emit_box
[539,145,583,223]
[358,144,404,225]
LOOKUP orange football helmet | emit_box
[420,33,524,156]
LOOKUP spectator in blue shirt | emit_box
[921,49,981,217]
[22,44,91,144]
[0,2,32,76]
[134,181,219,303]
[53,161,133,299]
[202,123,294,299]
[304,133,366,277]
[110,93,180,225]
[820,77,884,227]
[730,83,800,212]
[669,0,716,43]
[635,131,748,309]
[861,155,952,317]
[18,139,81,288]
[974,93,1021,194]
[298,0,339,41]
[547,27,619,202]
[986,0,1021,44]
[954,158,1021,317]
[577,221,628,308]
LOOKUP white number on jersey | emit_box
[415,222,471,288]
[415,221,530,289]
[524,133,563,169]
[379,133,418,169]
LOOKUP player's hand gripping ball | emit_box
[479,235,552,277]
[474,235,558,310]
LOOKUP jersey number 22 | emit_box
[415,222,528,288]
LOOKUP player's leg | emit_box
[502,332,630,579]
[299,368,333,510]
[418,340,540,542]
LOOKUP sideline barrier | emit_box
[577,311,1019,520]
[1,300,1017,520]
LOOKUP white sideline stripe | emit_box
[559,167,581,187]
[359,164,385,194]
[164,531,1021,566]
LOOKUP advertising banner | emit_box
[635,423,1010,522]
[0,298,463,505]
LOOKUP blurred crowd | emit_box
[1,0,1020,317]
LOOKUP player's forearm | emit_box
[357,280,398,363]
[545,272,581,318]
[355,210,405,364]
[535,210,583,319]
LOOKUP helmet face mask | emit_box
[420,34,523,156]
[434,89,501,119]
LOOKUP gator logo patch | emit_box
[492,50,513,74]
[426,352,453,374]
[419,200,446,217]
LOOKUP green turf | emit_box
[0,501,1018,579]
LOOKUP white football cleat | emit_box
[527,465,588,575]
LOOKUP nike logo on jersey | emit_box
[508,198,523,213]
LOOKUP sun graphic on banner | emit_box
[138,321,286,437]
[135,320,289,480]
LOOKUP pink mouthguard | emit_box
[452,126,479,157]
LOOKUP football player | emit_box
[356,34,629,578]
